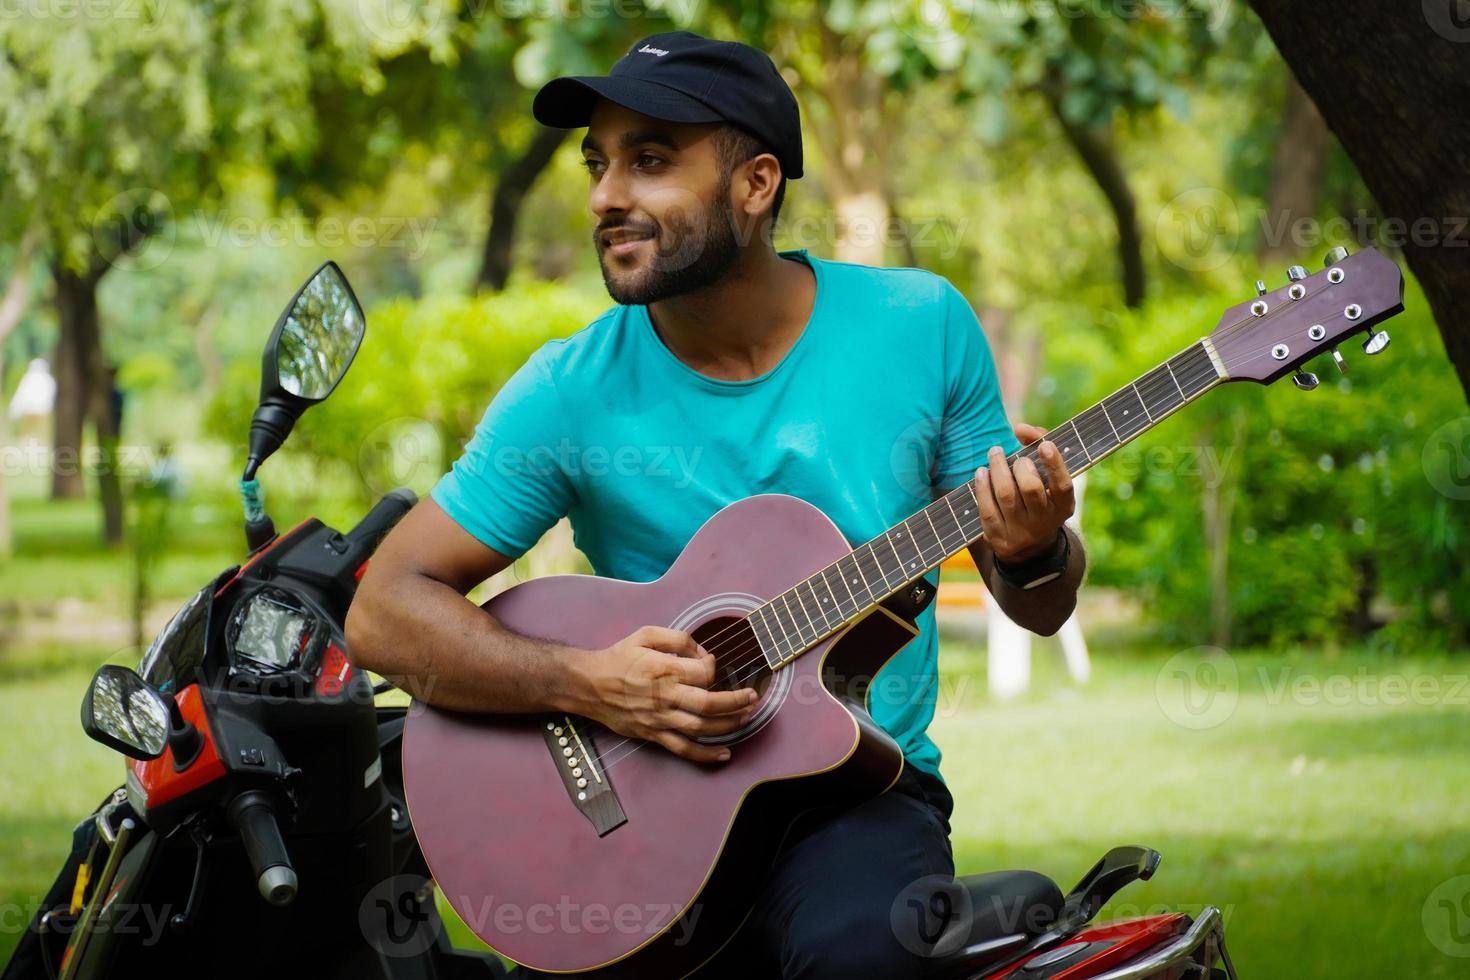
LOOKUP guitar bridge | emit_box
[542,716,626,836]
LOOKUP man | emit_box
[347,30,1085,978]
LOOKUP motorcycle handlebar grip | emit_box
[345,488,418,547]
[226,790,298,907]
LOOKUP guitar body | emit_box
[403,494,917,976]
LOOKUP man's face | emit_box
[581,101,740,306]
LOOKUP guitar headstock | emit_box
[1209,247,1405,389]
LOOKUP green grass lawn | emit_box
[0,468,1464,975]
[7,630,1466,976]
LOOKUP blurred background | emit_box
[2,1,1469,976]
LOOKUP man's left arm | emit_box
[966,421,1085,636]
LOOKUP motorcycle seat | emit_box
[921,870,1063,978]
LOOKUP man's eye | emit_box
[583,158,605,174]
[636,153,665,168]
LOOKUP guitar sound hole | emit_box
[692,616,772,697]
[689,615,784,745]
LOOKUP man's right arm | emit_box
[345,499,755,762]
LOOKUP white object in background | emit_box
[987,472,1090,698]
[8,358,55,419]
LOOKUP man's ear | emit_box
[735,152,783,221]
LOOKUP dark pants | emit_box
[695,764,955,979]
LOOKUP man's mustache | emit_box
[595,221,660,246]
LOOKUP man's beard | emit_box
[596,178,741,306]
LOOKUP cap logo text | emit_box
[637,44,670,56]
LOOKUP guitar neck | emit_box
[747,339,1226,668]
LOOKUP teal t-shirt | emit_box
[432,249,1019,779]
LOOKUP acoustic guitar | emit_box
[403,246,1404,976]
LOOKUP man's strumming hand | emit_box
[565,626,758,765]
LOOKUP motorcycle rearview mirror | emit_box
[80,665,202,768]
[243,261,365,481]
[240,261,365,552]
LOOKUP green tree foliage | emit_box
[206,280,604,499]
[1069,280,1470,649]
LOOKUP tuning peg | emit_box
[1331,348,1347,374]
[1255,279,1267,296]
[1361,329,1391,355]
[1292,369,1320,391]
[1324,246,1350,267]
[1287,265,1308,281]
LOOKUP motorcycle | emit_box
[4,260,1238,980]
[4,261,506,979]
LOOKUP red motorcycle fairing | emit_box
[993,913,1189,978]
[126,684,227,812]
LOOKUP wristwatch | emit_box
[993,528,1071,591]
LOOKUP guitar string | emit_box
[582,282,1375,772]
[589,287,1371,777]
[679,327,1288,680]
[691,288,1368,680]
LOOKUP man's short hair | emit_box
[714,124,787,225]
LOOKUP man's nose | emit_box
[590,162,634,219]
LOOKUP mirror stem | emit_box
[240,477,277,553]
[167,699,204,771]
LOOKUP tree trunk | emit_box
[1047,97,1146,308]
[92,362,124,547]
[1248,0,1470,400]
[1201,413,1244,648]
[796,20,901,267]
[475,126,569,292]
[1259,73,1332,263]
[50,263,96,501]
[0,235,35,557]
[50,260,124,544]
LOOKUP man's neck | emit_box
[646,247,816,382]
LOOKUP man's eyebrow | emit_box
[581,130,682,154]
[621,130,680,151]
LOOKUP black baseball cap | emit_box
[532,31,803,179]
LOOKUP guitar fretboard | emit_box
[747,340,1224,666]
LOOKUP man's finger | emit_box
[674,683,758,716]
[654,730,731,764]
[666,654,722,689]
[636,625,702,657]
[986,446,1024,516]
[973,467,1006,537]
[1037,441,1076,510]
[664,707,753,738]
[1013,422,1049,445]
[1013,455,1050,513]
